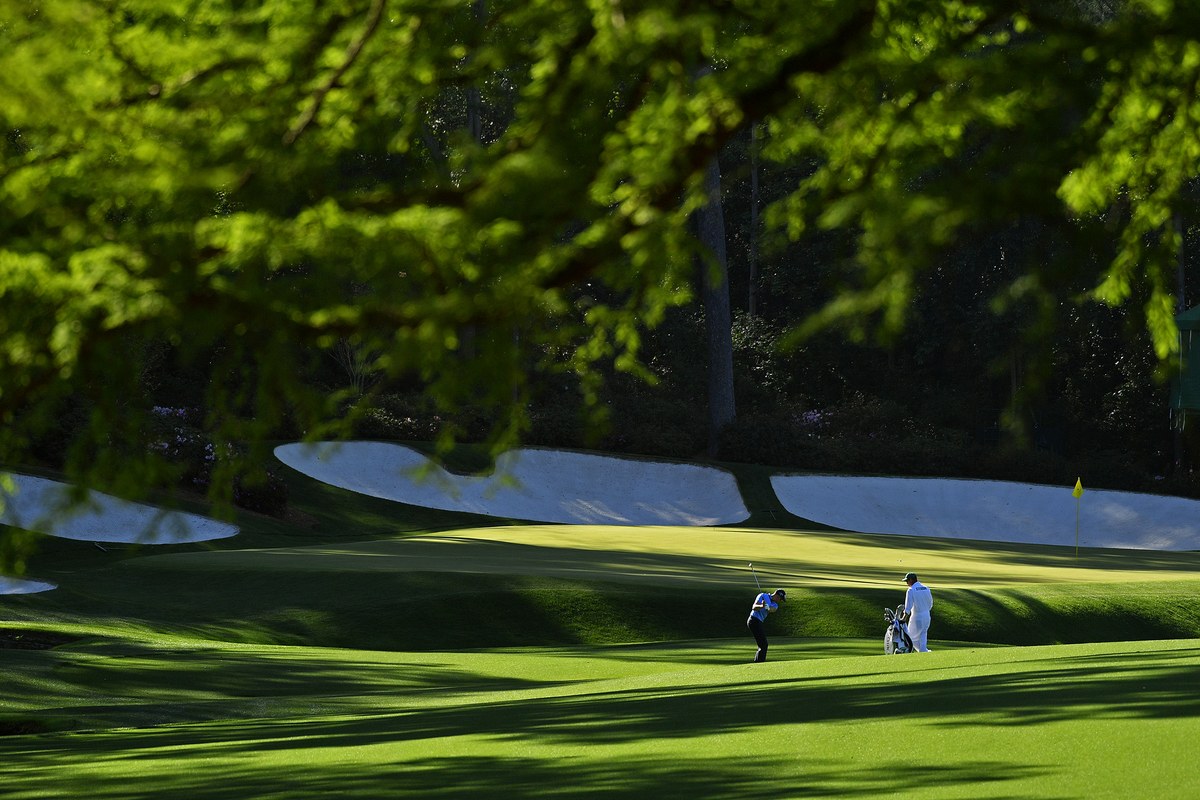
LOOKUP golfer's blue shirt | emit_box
[749,592,777,622]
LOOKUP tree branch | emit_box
[283,0,388,146]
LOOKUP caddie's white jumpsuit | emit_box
[904,580,933,652]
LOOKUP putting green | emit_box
[130,524,1200,589]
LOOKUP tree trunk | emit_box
[1175,210,1186,469]
[748,122,760,319]
[461,0,487,361]
[697,154,736,457]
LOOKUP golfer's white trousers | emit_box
[907,616,930,652]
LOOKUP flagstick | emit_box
[1072,477,1084,560]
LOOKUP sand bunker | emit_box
[771,474,1200,551]
[1,474,239,545]
[275,442,749,526]
[276,441,1200,550]
[0,576,56,595]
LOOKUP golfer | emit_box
[902,572,933,652]
[747,588,786,662]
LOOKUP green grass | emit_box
[12,517,1200,650]
[1,630,1195,799]
[3,459,1200,798]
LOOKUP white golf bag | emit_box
[883,605,914,655]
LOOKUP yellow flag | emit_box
[1073,478,1084,499]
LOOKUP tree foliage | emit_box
[2,0,1198,498]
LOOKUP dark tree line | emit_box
[3,0,1200,512]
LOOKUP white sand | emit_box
[1,474,240,545]
[0,473,238,595]
[277,442,1200,551]
[8,447,1194,598]
[771,474,1200,551]
[0,576,56,594]
[274,442,750,526]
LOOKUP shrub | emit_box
[348,394,441,440]
[147,406,212,487]
[602,392,705,459]
[233,468,290,517]
[719,414,825,468]
[1151,470,1200,500]
[526,403,587,450]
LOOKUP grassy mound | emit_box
[9,513,1200,651]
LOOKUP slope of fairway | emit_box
[131,523,1200,590]
[1,633,1196,799]
[0,630,918,733]
[88,521,1200,651]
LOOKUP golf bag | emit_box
[883,605,914,655]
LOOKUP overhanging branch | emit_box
[283,0,388,145]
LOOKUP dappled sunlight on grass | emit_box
[127,524,1200,591]
[2,641,1197,799]
[0,634,617,738]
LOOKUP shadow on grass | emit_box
[10,560,1200,652]
[810,528,1200,576]
[2,645,1195,798]
[0,750,1053,800]
[0,641,578,735]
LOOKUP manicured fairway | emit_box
[1,631,1196,799]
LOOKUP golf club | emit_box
[749,562,761,590]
